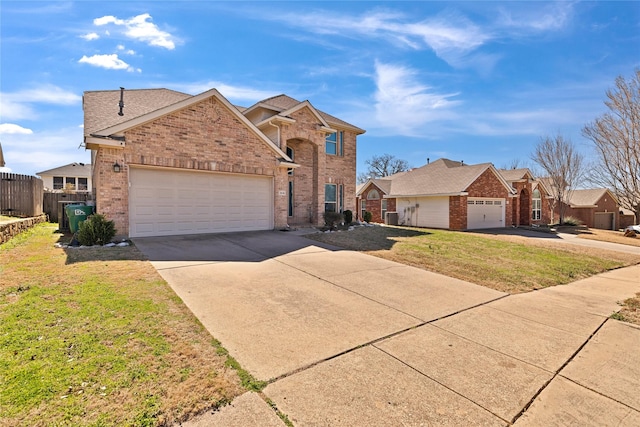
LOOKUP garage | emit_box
[397,196,449,229]
[467,198,505,229]
[594,212,615,230]
[129,167,273,237]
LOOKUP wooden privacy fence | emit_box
[0,172,44,217]
[43,192,93,223]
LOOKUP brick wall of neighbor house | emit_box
[557,194,619,228]
[94,96,288,236]
[386,198,396,221]
[449,195,467,230]
[465,169,513,227]
[360,184,384,222]
[280,106,357,226]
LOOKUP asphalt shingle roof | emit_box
[83,88,191,135]
[36,162,91,177]
[256,95,364,132]
[568,188,611,206]
[387,158,494,196]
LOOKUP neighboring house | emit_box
[357,159,517,230]
[0,141,10,172]
[356,178,394,223]
[83,88,364,237]
[36,162,92,192]
[555,188,620,230]
[498,168,552,227]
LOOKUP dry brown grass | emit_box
[1,224,245,426]
[308,225,638,294]
[574,228,640,247]
[616,293,640,325]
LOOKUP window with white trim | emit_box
[65,177,76,190]
[361,199,366,219]
[325,133,337,155]
[326,131,344,156]
[53,176,64,190]
[325,184,337,212]
[78,177,88,191]
[532,189,541,220]
[367,189,380,200]
[382,199,388,221]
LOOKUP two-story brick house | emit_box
[84,88,364,237]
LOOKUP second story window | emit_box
[286,146,294,175]
[53,176,63,190]
[325,132,337,155]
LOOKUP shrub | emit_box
[343,210,353,224]
[323,211,343,229]
[77,214,116,246]
[562,216,583,226]
[363,211,373,223]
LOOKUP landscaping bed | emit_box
[0,223,247,426]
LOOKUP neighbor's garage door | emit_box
[594,212,614,230]
[129,167,273,237]
[467,198,505,229]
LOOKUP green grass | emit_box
[308,226,636,293]
[1,223,243,426]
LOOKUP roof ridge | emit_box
[84,88,191,96]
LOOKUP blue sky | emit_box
[1,1,638,176]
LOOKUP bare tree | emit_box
[582,70,640,224]
[357,153,410,183]
[531,134,585,224]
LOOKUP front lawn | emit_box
[0,224,248,426]
[307,225,638,294]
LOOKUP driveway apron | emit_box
[135,231,640,426]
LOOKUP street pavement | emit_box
[134,230,640,426]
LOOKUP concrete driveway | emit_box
[134,231,640,426]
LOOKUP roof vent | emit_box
[118,87,125,116]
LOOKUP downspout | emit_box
[268,120,281,148]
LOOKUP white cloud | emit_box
[93,13,176,49]
[0,85,81,121]
[1,126,88,176]
[80,32,100,41]
[497,3,573,32]
[170,81,277,102]
[78,54,139,72]
[372,61,460,135]
[268,9,491,67]
[117,45,136,55]
[0,123,33,135]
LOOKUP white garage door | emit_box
[467,198,505,229]
[129,167,273,237]
[398,196,449,229]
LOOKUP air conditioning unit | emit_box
[386,212,399,225]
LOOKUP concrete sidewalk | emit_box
[135,232,640,426]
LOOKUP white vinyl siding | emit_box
[397,196,449,229]
[467,198,505,229]
[129,167,273,237]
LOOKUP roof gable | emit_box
[356,179,392,197]
[247,94,365,134]
[87,88,293,162]
[37,162,91,176]
[568,188,618,207]
[387,158,514,197]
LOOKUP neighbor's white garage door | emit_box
[467,198,505,229]
[129,167,273,237]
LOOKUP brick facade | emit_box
[91,94,359,236]
[93,96,289,235]
[280,107,357,226]
[556,193,619,229]
[358,183,386,222]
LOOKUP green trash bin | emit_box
[65,204,94,233]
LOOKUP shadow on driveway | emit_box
[133,230,342,263]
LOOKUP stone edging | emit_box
[0,215,48,245]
